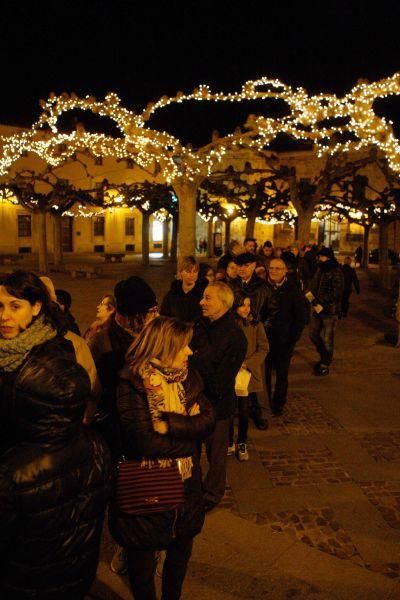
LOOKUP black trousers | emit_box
[341,290,352,316]
[126,537,193,600]
[265,347,293,411]
[229,396,249,445]
[202,417,230,506]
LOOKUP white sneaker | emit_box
[227,443,235,456]
[237,443,249,461]
[110,545,128,575]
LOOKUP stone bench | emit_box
[70,266,103,279]
[0,254,24,265]
[102,252,125,263]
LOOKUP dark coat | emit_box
[217,251,235,271]
[88,315,133,417]
[160,279,207,322]
[341,264,360,294]
[0,338,111,600]
[191,312,247,419]
[309,258,345,316]
[109,367,215,550]
[265,278,307,350]
[230,272,271,322]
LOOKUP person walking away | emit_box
[341,256,360,317]
[229,293,269,460]
[0,270,111,599]
[355,245,363,267]
[191,282,247,511]
[307,248,344,375]
[160,256,207,322]
[264,259,306,415]
[109,317,214,600]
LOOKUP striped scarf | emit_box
[139,360,200,480]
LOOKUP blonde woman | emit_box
[109,316,214,600]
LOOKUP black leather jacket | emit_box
[0,337,112,600]
[309,259,345,316]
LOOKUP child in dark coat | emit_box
[229,293,269,461]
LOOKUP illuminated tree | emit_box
[0,169,97,272]
[2,73,400,256]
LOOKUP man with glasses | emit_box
[264,258,306,416]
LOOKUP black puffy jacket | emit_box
[109,366,215,550]
[160,279,207,322]
[0,337,112,600]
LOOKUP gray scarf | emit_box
[0,315,57,372]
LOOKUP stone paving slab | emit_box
[198,512,399,599]
[316,483,400,564]
[231,483,324,514]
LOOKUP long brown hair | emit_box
[127,316,193,374]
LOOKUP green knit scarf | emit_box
[0,315,56,372]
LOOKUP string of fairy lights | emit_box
[1,73,400,186]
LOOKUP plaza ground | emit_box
[20,257,400,599]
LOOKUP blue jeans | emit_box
[309,313,338,365]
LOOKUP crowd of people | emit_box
[0,236,361,599]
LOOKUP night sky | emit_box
[1,0,399,147]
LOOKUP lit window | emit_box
[152,220,163,242]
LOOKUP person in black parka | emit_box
[160,256,207,323]
[109,317,214,600]
[0,270,111,600]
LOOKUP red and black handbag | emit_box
[116,458,185,516]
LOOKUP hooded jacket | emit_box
[0,337,111,600]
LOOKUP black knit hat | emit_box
[114,276,157,317]
[234,252,257,266]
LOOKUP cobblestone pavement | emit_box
[21,260,400,598]
[259,448,352,486]
[353,431,400,461]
